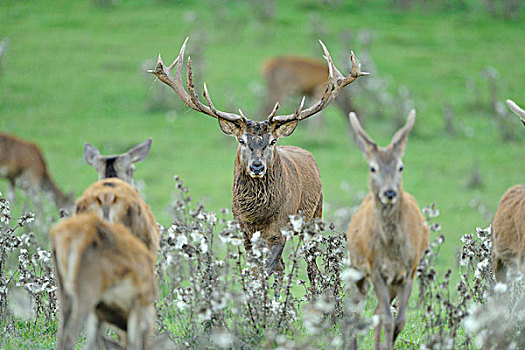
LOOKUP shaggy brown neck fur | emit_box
[233,149,285,229]
[374,190,403,244]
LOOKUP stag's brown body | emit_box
[348,190,428,289]
[492,185,525,280]
[74,178,159,254]
[51,213,157,350]
[0,132,72,209]
[261,56,356,122]
[233,144,323,247]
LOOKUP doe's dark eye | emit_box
[399,165,404,172]
[270,139,277,145]
[370,166,376,173]
[239,139,245,145]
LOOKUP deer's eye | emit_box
[239,139,245,145]
[399,165,404,172]
[270,139,277,145]
[370,166,376,173]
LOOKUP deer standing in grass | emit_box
[74,178,159,254]
[0,133,73,212]
[261,56,358,126]
[83,138,152,186]
[51,213,157,350]
[492,99,525,281]
[149,37,368,291]
[346,110,429,350]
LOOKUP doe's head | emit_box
[83,139,152,185]
[349,110,416,206]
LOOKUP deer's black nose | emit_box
[250,161,264,174]
[384,189,397,199]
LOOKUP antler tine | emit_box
[267,102,280,121]
[506,99,525,119]
[271,41,368,124]
[149,37,243,122]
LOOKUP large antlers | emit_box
[149,37,368,124]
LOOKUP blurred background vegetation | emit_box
[0,0,524,273]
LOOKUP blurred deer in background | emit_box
[51,213,157,350]
[0,133,74,213]
[260,56,358,129]
[149,37,368,293]
[83,138,152,186]
[492,99,525,281]
[74,178,159,254]
[346,110,429,350]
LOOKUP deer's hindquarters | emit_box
[50,213,157,350]
[492,184,525,280]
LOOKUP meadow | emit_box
[0,0,524,348]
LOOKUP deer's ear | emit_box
[126,138,152,164]
[390,109,415,157]
[84,143,100,166]
[348,112,377,158]
[271,120,298,138]
[218,119,243,137]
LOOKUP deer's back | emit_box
[492,184,525,264]
[262,57,329,96]
[347,192,429,282]
[75,178,159,253]
[0,133,47,181]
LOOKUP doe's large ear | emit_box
[348,112,377,158]
[390,109,416,157]
[271,120,298,138]
[218,119,244,137]
[84,143,100,166]
[126,138,152,164]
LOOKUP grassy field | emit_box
[1,0,524,348]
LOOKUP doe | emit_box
[346,110,429,350]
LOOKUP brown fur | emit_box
[346,111,429,350]
[50,213,157,350]
[0,132,73,210]
[260,56,357,123]
[492,185,525,280]
[74,178,159,255]
[233,144,323,244]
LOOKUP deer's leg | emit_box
[127,303,155,350]
[6,179,15,204]
[58,296,92,350]
[266,240,285,299]
[493,256,508,282]
[393,277,413,343]
[84,312,103,349]
[372,276,393,350]
[349,277,368,350]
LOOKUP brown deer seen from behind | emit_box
[83,138,152,186]
[346,110,429,350]
[261,56,358,127]
[51,213,157,350]
[492,99,525,281]
[149,37,368,291]
[0,133,73,212]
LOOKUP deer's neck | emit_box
[42,174,68,208]
[233,151,283,225]
[374,191,404,243]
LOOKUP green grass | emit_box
[0,0,524,346]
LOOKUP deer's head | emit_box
[149,37,368,179]
[83,139,152,185]
[349,110,415,206]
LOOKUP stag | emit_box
[83,138,152,186]
[346,110,429,350]
[149,38,368,290]
[492,99,525,281]
[0,132,73,213]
